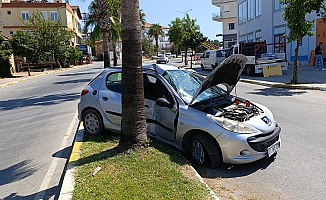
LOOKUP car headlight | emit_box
[210,116,258,134]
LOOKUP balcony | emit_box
[212,0,236,7]
[212,12,236,22]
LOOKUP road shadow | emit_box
[0,160,39,187]
[54,78,93,85]
[57,72,96,77]
[0,93,80,111]
[247,87,307,96]
[3,185,63,200]
[192,154,277,179]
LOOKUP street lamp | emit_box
[176,9,192,17]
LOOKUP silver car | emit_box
[78,55,281,168]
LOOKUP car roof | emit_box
[102,64,183,76]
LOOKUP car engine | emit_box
[200,98,262,122]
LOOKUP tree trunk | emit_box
[120,0,147,152]
[102,31,111,68]
[155,37,159,56]
[292,40,300,84]
[184,48,188,65]
[54,56,62,70]
[113,41,118,66]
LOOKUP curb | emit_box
[59,122,84,200]
[0,65,88,89]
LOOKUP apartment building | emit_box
[0,0,82,45]
[236,0,324,64]
[212,0,238,48]
[142,22,170,51]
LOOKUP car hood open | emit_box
[189,54,247,105]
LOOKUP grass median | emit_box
[72,132,214,200]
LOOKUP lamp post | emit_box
[176,9,192,17]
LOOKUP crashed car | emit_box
[78,55,281,168]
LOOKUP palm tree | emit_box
[85,0,121,66]
[148,23,164,56]
[93,0,110,68]
[139,9,146,29]
[119,0,147,151]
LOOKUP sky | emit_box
[68,0,223,40]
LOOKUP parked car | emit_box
[156,55,169,64]
[200,48,230,70]
[92,56,99,61]
[78,55,281,168]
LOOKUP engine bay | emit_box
[197,98,262,122]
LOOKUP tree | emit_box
[282,0,326,83]
[186,31,206,68]
[85,0,121,66]
[11,31,40,76]
[94,0,111,68]
[119,0,147,151]
[23,11,73,69]
[181,14,200,65]
[148,23,164,56]
[0,36,13,78]
[140,9,146,29]
[142,37,155,58]
[167,17,184,58]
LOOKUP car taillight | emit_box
[81,89,89,96]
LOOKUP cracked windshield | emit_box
[164,70,226,104]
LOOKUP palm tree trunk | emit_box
[113,41,118,66]
[155,37,159,56]
[292,39,300,84]
[103,32,111,68]
[120,0,147,152]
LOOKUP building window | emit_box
[21,11,29,21]
[239,35,247,43]
[7,11,11,15]
[50,11,58,20]
[42,11,48,20]
[238,1,247,24]
[247,32,254,42]
[274,26,286,53]
[224,5,230,12]
[274,0,285,11]
[9,31,14,35]
[247,0,254,20]
[229,23,235,30]
[255,30,262,41]
[255,0,262,17]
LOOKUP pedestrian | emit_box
[315,42,326,71]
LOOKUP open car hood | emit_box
[189,54,247,105]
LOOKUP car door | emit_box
[203,51,210,69]
[99,72,122,126]
[143,73,178,141]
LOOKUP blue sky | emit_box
[69,0,222,40]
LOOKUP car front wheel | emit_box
[191,134,221,168]
[83,109,103,136]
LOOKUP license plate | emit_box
[267,141,280,157]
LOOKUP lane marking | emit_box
[34,111,79,200]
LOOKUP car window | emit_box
[205,52,210,58]
[106,72,122,93]
[144,74,173,104]
[163,70,227,104]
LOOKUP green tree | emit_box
[167,17,184,58]
[142,37,155,58]
[140,9,146,29]
[148,23,164,56]
[0,36,13,78]
[23,11,73,69]
[181,14,200,65]
[282,0,326,83]
[119,0,147,151]
[10,30,40,76]
[85,0,121,66]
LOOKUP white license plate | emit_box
[267,141,280,157]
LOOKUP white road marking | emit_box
[34,111,79,200]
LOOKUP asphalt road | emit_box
[0,62,105,199]
[193,81,326,199]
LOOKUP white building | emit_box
[236,0,324,65]
[142,22,170,51]
[212,0,238,48]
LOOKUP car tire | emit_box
[201,64,205,70]
[245,65,255,76]
[83,109,103,136]
[191,134,221,168]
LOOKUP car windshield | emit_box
[163,70,227,104]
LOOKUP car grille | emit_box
[247,126,281,152]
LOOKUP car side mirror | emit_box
[156,98,173,109]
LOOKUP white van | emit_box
[200,49,229,70]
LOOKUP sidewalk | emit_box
[0,65,86,89]
[174,62,326,91]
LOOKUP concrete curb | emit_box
[0,65,88,89]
